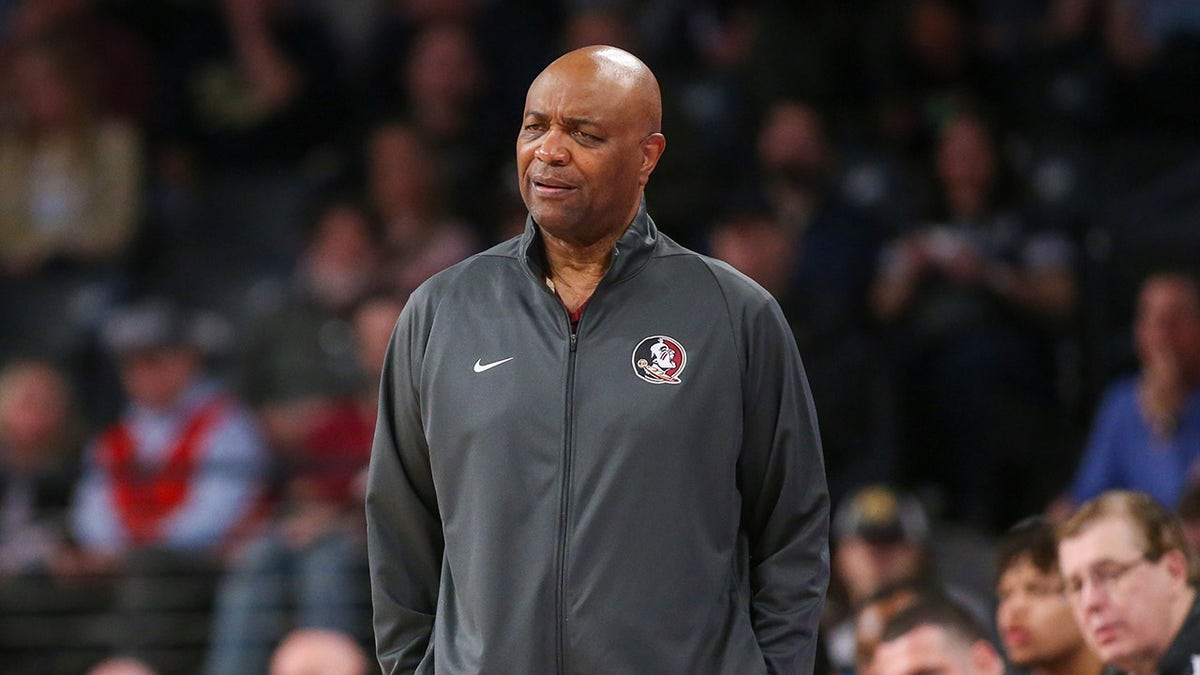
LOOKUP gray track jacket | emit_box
[367,204,830,674]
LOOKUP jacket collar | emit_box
[520,198,659,286]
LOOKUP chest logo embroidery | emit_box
[632,335,687,385]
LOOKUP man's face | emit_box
[1058,516,1184,669]
[1135,277,1200,375]
[119,347,199,410]
[874,625,995,675]
[516,56,663,245]
[996,557,1086,668]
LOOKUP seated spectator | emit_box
[364,121,479,297]
[824,485,932,669]
[204,294,401,675]
[874,596,1005,675]
[995,516,1101,675]
[0,36,142,360]
[1,0,155,124]
[1063,272,1200,512]
[824,484,994,670]
[268,628,369,675]
[0,358,79,576]
[1057,490,1200,674]
[237,195,381,454]
[871,110,1075,529]
[0,36,141,277]
[0,357,104,674]
[66,298,268,674]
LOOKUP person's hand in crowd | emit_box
[1139,343,1187,439]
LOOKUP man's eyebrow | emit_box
[521,111,603,128]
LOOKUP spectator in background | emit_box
[995,517,1101,675]
[1,0,155,124]
[0,37,141,276]
[1057,490,1200,674]
[204,294,401,675]
[67,298,267,674]
[1063,272,1200,512]
[0,37,142,361]
[1101,0,1200,135]
[365,121,478,297]
[824,484,994,670]
[874,596,1005,675]
[872,111,1076,529]
[237,195,380,455]
[0,359,78,576]
[741,99,894,504]
[268,628,368,675]
[0,358,103,674]
[823,485,933,669]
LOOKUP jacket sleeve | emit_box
[366,296,443,674]
[736,296,830,674]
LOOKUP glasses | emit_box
[1064,556,1149,601]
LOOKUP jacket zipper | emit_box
[556,322,578,675]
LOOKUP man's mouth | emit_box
[531,176,576,193]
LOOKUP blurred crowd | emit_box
[0,0,1199,673]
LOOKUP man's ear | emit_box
[638,133,666,186]
[968,640,1004,675]
[1163,548,1191,587]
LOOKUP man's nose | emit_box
[534,128,570,165]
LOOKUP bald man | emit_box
[366,46,829,674]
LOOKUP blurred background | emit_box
[0,0,1198,673]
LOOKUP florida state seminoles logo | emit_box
[632,335,687,384]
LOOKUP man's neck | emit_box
[541,226,624,314]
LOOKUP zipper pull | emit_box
[570,332,577,352]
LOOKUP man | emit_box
[366,45,829,673]
[68,297,267,672]
[995,517,1101,675]
[873,597,1005,675]
[1065,272,1200,512]
[1057,490,1200,675]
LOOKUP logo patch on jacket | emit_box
[632,335,687,384]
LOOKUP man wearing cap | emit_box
[67,297,267,671]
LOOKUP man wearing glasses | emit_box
[1058,490,1200,674]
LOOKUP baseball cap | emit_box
[833,485,930,545]
[101,298,226,358]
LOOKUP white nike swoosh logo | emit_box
[473,357,514,373]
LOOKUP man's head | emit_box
[1134,272,1200,384]
[1057,490,1198,671]
[269,628,369,675]
[516,45,665,246]
[874,597,1004,675]
[0,359,73,468]
[103,299,209,410]
[833,485,930,605]
[995,516,1092,670]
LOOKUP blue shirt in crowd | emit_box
[1070,377,1200,509]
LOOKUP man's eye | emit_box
[573,130,600,142]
